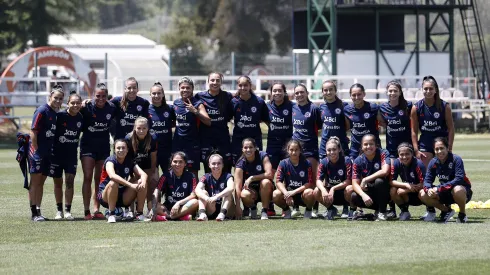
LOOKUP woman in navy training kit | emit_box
[98,139,148,223]
[28,85,64,221]
[194,72,234,173]
[195,154,235,221]
[80,83,116,220]
[151,152,199,221]
[111,77,150,140]
[377,80,413,219]
[344,83,381,158]
[314,137,354,220]
[419,137,472,223]
[50,91,84,220]
[231,75,269,164]
[234,138,274,220]
[411,76,455,219]
[292,83,323,217]
[273,140,316,219]
[389,143,426,221]
[125,117,158,213]
[172,77,211,179]
[148,82,175,172]
[351,134,391,221]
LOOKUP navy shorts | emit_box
[157,148,172,172]
[201,141,233,172]
[266,146,287,170]
[135,158,152,170]
[418,134,442,155]
[172,141,200,170]
[244,181,262,204]
[49,157,78,178]
[303,146,319,161]
[97,187,129,208]
[407,192,423,206]
[80,144,110,161]
[326,187,348,206]
[438,186,473,205]
[28,151,51,176]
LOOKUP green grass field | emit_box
[0,136,490,274]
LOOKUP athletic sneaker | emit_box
[54,211,63,220]
[93,211,105,219]
[216,213,226,221]
[386,209,397,220]
[347,210,355,220]
[64,212,74,220]
[456,213,468,223]
[242,207,250,217]
[260,211,269,220]
[311,210,319,219]
[154,215,168,222]
[250,209,258,220]
[135,214,150,222]
[376,212,388,221]
[439,210,455,223]
[340,206,349,218]
[325,209,336,220]
[283,209,292,219]
[423,211,437,222]
[267,209,276,217]
[32,216,45,222]
[304,210,312,219]
[197,212,208,221]
[124,211,134,221]
[399,211,411,221]
[107,215,116,223]
[179,214,192,221]
[84,213,93,220]
[291,209,301,218]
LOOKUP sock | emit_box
[109,210,116,216]
[389,201,395,211]
[65,204,71,213]
[198,209,206,215]
[327,205,336,211]
[30,205,37,217]
[313,201,319,211]
[220,208,228,215]
[305,207,312,212]
[293,205,300,211]
[84,210,91,216]
[343,205,348,210]
[56,203,62,212]
[427,206,436,213]
[36,206,41,216]
[268,202,275,210]
[261,207,267,213]
[458,212,466,218]
[399,204,409,212]
[251,205,257,211]
[350,207,356,212]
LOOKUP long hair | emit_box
[294,83,311,103]
[235,75,255,98]
[130,117,151,154]
[422,75,442,112]
[208,72,228,115]
[151,81,168,109]
[113,138,129,152]
[121,77,138,112]
[237,137,259,164]
[386,80,408,114]
[326,136,345,158]
[284,139,305,161]
[269,82,290,104]
[323,80,343,109]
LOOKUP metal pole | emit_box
[330,0,337,76]
[34,52,38,103]
[231,52,236,88]
[307,0,312,75]
[168,52,172,91]
[375,9,380,91]
[449,9,455,87]
[416,10,420,76]
[104,52,108,83]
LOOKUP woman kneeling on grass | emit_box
[234,138,274,220]
[273,140,316,219]
[351,134,391,221]
[419,137,472,223]
[389,142,426,221]
[195,153,235,221]
[151,152,199,221]
[314,137,354,220]
[97,139,148,223]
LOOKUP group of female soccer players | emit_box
[26,73,473,223]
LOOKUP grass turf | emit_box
[0,136,489,274]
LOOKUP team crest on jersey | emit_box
[168,196,174,203]
[137,105,142,111]
[77,122,82,128]
[364,112,370,119]
[305,112,311,118]
[433,112,440,119]
[338,169,344,176]
[50,169,54,175]
[124,167,130,174]
[448,162,453,169]
[150,129,155,135]
[256,165,262,171]
[410,172,415,178]
[220,182,225,189]
[120,119,127,126]
[283,109,289,116]
[335,108,341,115]
[398,110,404,116]
[106,114,111,120]
[164,112,169,118]
[299,171,305,177]
[36,165,40,170]
[251,107,257,113]
[182,182,188,189]
[374,163,380,169]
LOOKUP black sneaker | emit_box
[456,213,468,223]
[340,206,349,218]
[386,208,397,220]
[438,210,455,223]
[242,207,250,217]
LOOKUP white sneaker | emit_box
[135,214,150,222]
[54,211,63,220]
[197,212,208,221]
[260,211,269,220]
[124,211,134,220]
[216,212,226,221]
[399,211,411,221]
[64,212,74,220]
[107,215,116,223]
[283,209,292,219]
[291,209,301,218]
[423,211,437,222]
[251,209,258,219]
[304,210,312,219]
[311,211,319,219]
[32,216,45,222]
[376,212,387,221]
